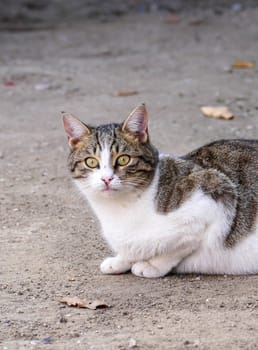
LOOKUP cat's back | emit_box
[183,139,258,185]
[182,139,258,246]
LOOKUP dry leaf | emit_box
[88,300,110,310]
[232,61,255,68]
[57,296,110,310]
[4,81,16,87]
[67,276,76,281]
[201,106,234,120]
[165,15,180,24]
[114,90,139,97]
[189,18,206,26]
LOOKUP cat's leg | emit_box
[131,254,180,278]
[100,256,132,274]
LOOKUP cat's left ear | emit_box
[122,104,149,143]
[62,112,91,149]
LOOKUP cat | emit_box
[62,104,258,278]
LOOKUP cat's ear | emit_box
[62,112,91,149]
[122,104,148,143]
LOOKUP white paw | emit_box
[100,257,131,275]
[131,261,164,278]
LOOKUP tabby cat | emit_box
[63,104,258,278]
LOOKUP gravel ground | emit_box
[1,8,258,350]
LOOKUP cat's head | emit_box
[63,104,158,198]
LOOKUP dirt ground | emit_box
[1,7,258,350]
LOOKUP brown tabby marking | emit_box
[183,140,258,247]
[155,157,198,212]
[156,157,237,214]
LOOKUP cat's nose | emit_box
[101,176,114,186]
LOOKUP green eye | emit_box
[85,157,99,169]
[116,155,130,166]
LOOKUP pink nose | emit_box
[101,176,113,186]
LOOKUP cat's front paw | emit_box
[100,256,131,275]
[131,261,164,278]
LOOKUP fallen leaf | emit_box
[67,276,76,281]
[114,90,139,97]
[57,296,110,310]
[189,18,206,26]
[201,106,234,120]
[165,15,180,24]
[88,300,110,310]
[232,61,255,68]
[4,81,16,87]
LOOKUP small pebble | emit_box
[34,83,51,91]
[128,338,137,348]
[31,336,52,345]
[231,3,242,12]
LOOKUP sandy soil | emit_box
[1,8,258,350]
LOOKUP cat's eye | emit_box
[116,155,131,166]
[85,157,99,169]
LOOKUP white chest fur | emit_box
[77,173,229,260]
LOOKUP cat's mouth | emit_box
[101,184,119,193]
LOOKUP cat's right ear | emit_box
[62,112,91,149]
